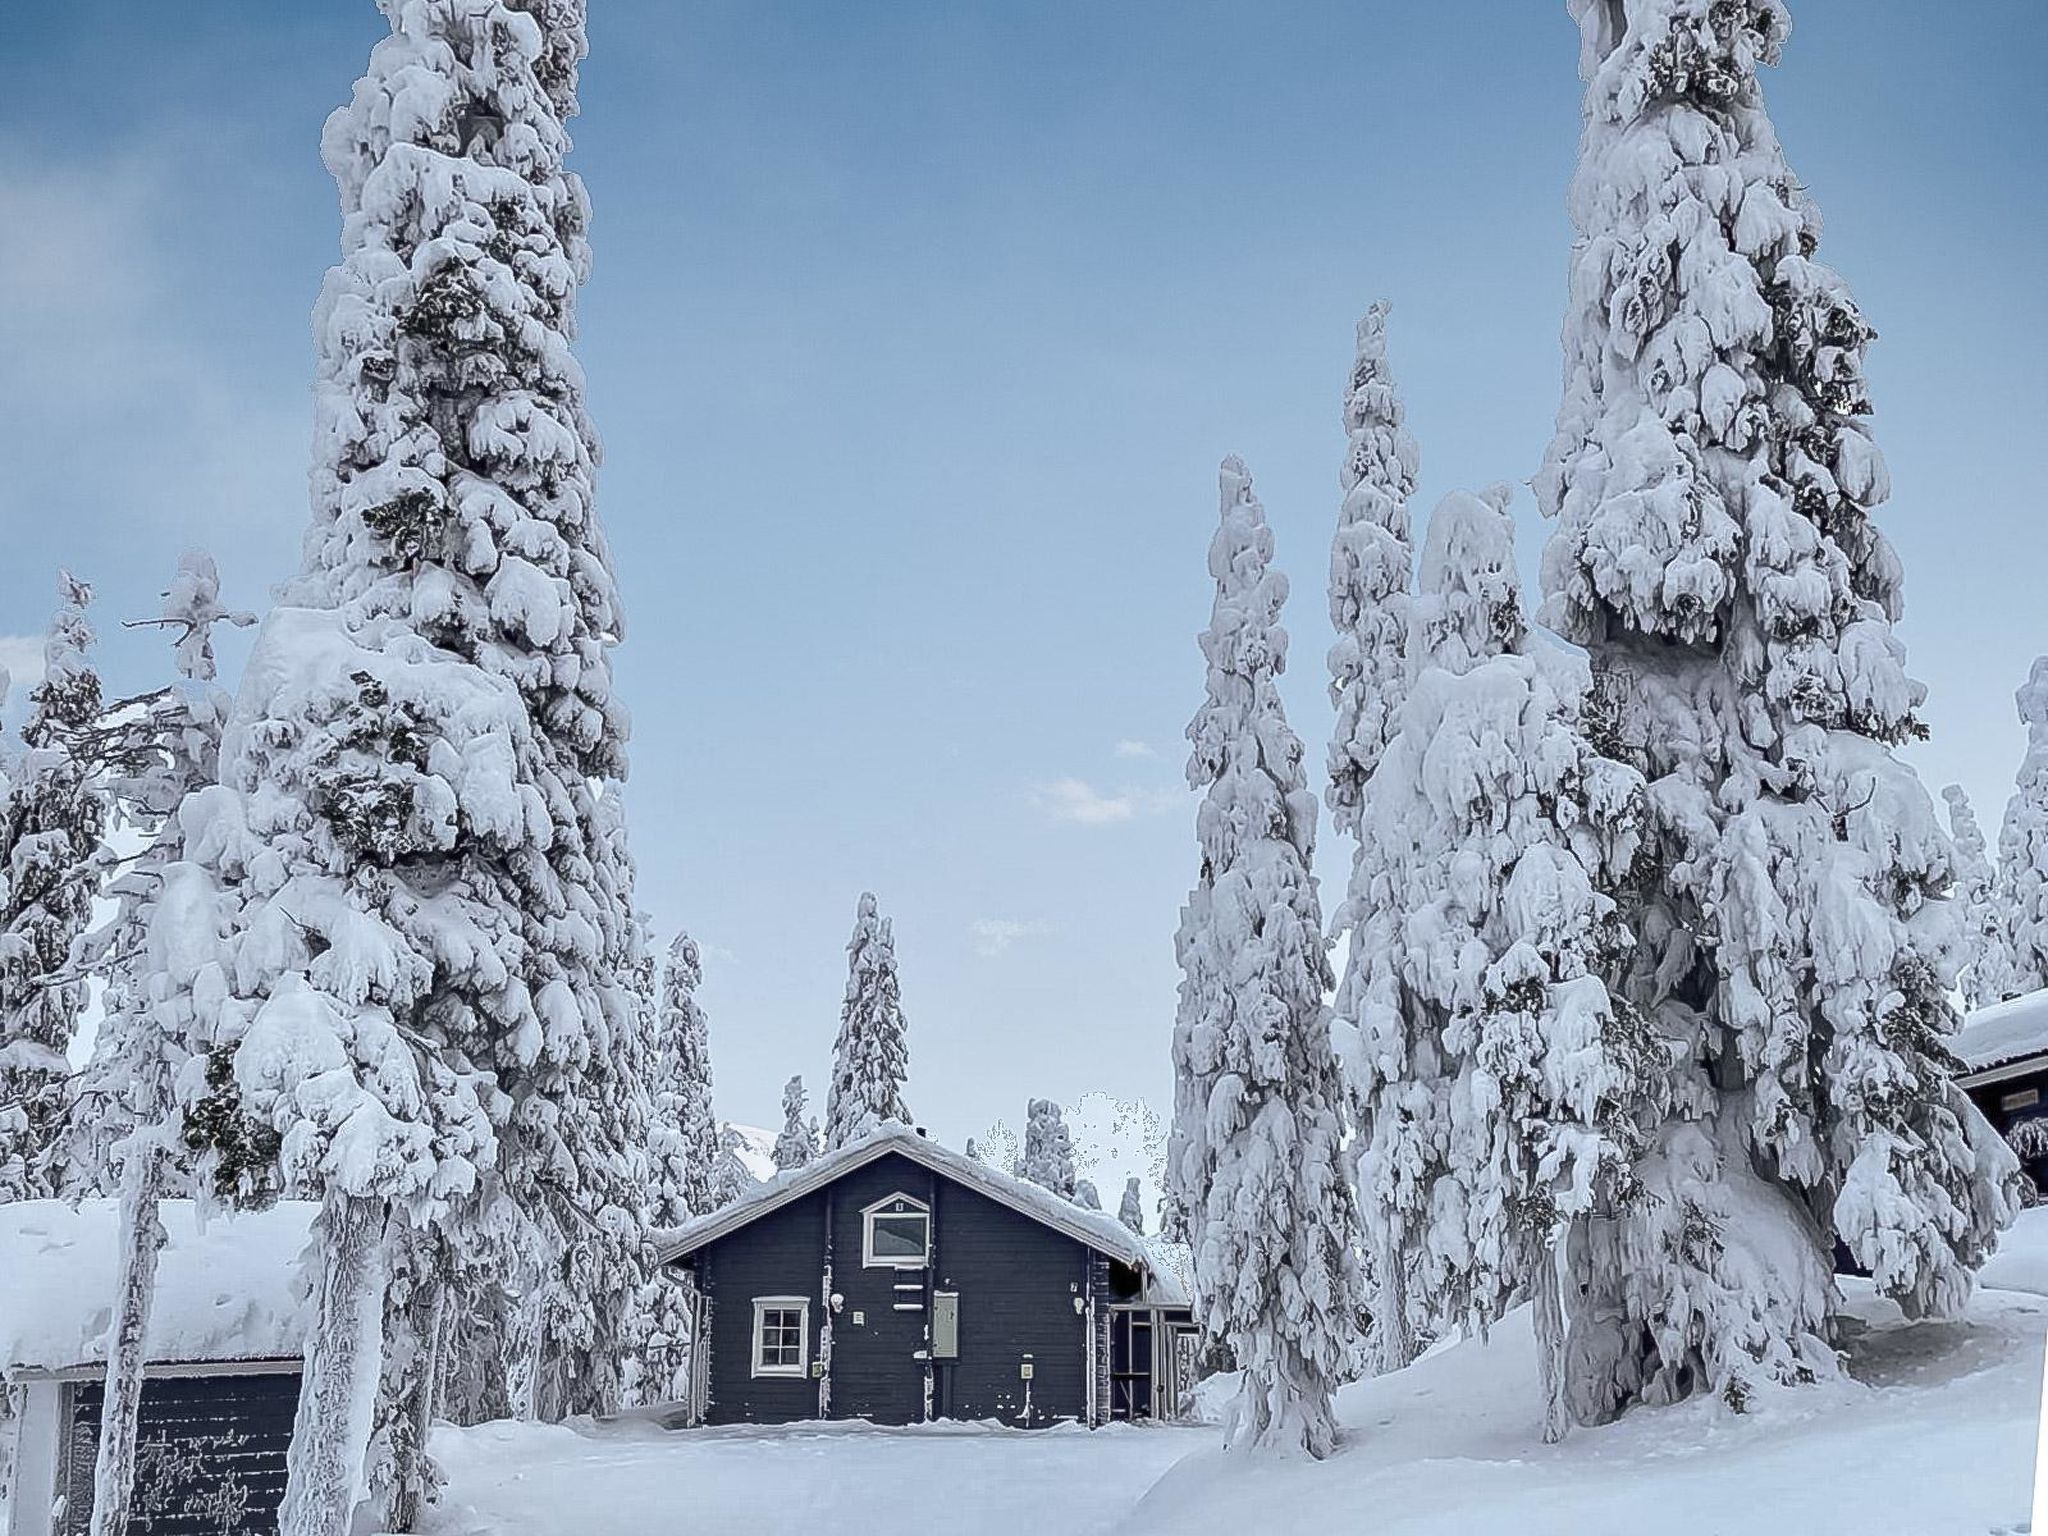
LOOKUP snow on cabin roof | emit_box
[1954,989,2048,1077]
[0,1199,315,1376]
[658,1124,1189,1306]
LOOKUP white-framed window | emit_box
[861,1193,931,1269]
[751,1297,810,1379]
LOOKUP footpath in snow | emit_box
[432,1210,2048,1536]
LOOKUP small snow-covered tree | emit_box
[1945,784,2010,1010]
[1074,1179,1101,1211]
[1167,457,1365,1459]
[1118,1177,1145,1235]
[823,893,910,1148]
[0,573,108,1202]
[712,1124,758,1209]
[1345,488,1661,1440]
[1535,0,2018,1425]
[1021,1098,1078,1199]
[773,1076,816,1172]
[649,932,720,1227]
[1991,659,2048,1003]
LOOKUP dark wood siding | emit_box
[690,1148,1106,1427]
[697,1186,829,1425]
[63,1370,300,1535]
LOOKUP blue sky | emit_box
[3,2,2044,1149]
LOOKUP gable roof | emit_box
[657,1123,1188,1305]
[1955,988,2048,1079]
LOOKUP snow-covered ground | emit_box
[430,1211,2048,1536]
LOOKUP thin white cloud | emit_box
[1113,739,1156,759]
[969,918,1051,958]
[1032,777,1180,827]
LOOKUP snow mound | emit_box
[1119,1212,2048,1536]
[0,1199,315,1373]
[1954,988,2048,1075]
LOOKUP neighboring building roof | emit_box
[659,1123,1189,1306]
[0,1199,316,1376]
[1955,989,2048,1078]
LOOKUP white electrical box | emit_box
[1020,1359,1034,1380]
[852,1310,865,1325]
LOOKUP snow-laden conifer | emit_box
[1074,1179,1101,1211]
[773,1076,817,1172]
[1343,488,1659,1439]
[823,893,910,1149]
[1534,0,2018,1424]
[1991,660,2048,1004]
[172,2,648,1526]
[649,932,720,1227]
[1944,784,2009,1010]
[0,574,107,1202]
[1118,1176,1145,1236]
[1022,1098,1078,1199]
[1167,457,1365,1458]
[712,1124,758,1209]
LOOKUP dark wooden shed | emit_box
[659,1127,1194,1429]
[1954,989,2048,1191]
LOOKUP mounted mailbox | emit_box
[932,1291,960,1358]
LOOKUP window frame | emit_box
[860,1193,932,1269]
[750,1296,811,1380]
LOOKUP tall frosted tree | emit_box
[1944,784,2009,1010]
[823,892,910,1149]
[1167,457,1364,1459]
[773,1075,817,1172]
[1345,488,1660,1441]
[175,3,649,1529]
[0,572,107,1203]
[1534,0,2017,1424]
[649,932,720,1227]
[1990,659,2048,1003]
[1021,1098,1077,1199]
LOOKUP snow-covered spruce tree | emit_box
[174,3,649,1528]
[649,932,720,1227]
[1944,784,2010,1010]
[1345,487,1661,1441]
[822,892,910,1149]
[1021,1098,1078,1199]
[1074,1179,1101,1211]
[1534,0,2018,1424]
[1167,457,1365,1459]
[773,1075,817,1171]
[1118,1176,1145,1235]
[1990,659,2048,1004]
[712,1124,758,1209]
[62,557,250,1536]
[0,572,108,1203]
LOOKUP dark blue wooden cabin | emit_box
[660,1127,1194,1428]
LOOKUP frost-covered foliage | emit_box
[712,1124,759,1210]
[772,1076,817,1172]
[1339,488,1661,1438]
[1989,660,2048,1004]
[1168,458,1365,1459]
[1533,0,2018,1425]
[1021,1098,1078,1199]
[648,932,719,1228]
[1325,300,1420,839]
[1074,1179,1101,1212]
[1119,1176,1146,1236]
[171,2,650,1528]
[823,893,910,1150]
[1944,785,2010,1010]
[0,573,108,1203]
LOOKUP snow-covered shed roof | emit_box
[659,1124,1188,1306]
[0,1199,315,1376]
[1954,989,2048,1079]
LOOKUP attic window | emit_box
[862,1194,930,1268]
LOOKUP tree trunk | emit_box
[1534,1236,1570,1445]
[89,1148,167,1536]
[369,1226,446,1534]
[1376,1235,1414,1375]
[279,1192,385,1536]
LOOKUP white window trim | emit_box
[861,1193,931,1269]
[751,1296,811,1379]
